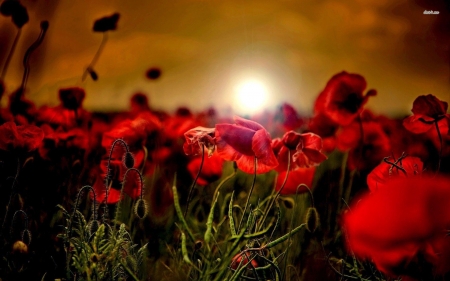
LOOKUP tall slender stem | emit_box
[184,145,204,218]
[82,32,108,81]
[1,28,22,80]
[237,156,257,233]
[434,120,443,172]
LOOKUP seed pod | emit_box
[194,240,203,251]
[123,152,135,169]
[134,198,148,219]
[21,229,31,246]
[88,219,100,236]
[12,240,28,255]
[305,207,320,233]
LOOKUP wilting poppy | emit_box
[93,13,120,32]
[403,94,449,135]
[187,152,223,186]
[215,116,278,174]
[343,176,450,278]
[314,71,376,127]
[275,167,315,195]
[183,126,215,157]
[366,154,423,191]
[0,121,43,153]
[272,131,327,171]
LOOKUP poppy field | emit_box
[1,5,450,281]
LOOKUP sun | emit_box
[234,79,269,114]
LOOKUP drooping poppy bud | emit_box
[123,152,135,169]
[134,198,148,219]
[305,207,320,233]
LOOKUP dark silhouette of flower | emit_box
[272,131,327,171]
[275,167,315,195]
[0,0,28,28]
[403,94,449,135]
[58,87,85,110]
[93,13,120,32]
[367,154,423,191]
[183,126,215,157]
[0,121,43,153]
[314,71,376,127]
[343,176,450,278]
[215,116,278,174]
[146,68,162,80]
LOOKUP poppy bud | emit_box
[21,229,31,246]
[134,198,148,219]
[123,152,135,169]
[146,68,161,80]
[88,220,100,236]
[12,240,28,255]
[305,207,320,233]
[194,240,203,251]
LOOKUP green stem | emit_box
[237,157,257,233]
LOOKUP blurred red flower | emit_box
[215,116,278,174]
[343,176,450,278]
[367,154,423,192]
[38,124,89,160]
[275,167,315,195]
[336,120,391,171]
[403,94,449,135]
[187,152,223,186]
[314,71,376,127]
[183,126,215,157]
[0,121,43,153]
[272,131,327,171]
[58,87,85,110]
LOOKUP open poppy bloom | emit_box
[215,116,278,174]
[275,167,315,195]
[0,121,44,153]
[343,176,450,278]
[403,94,449,135]
[367,154,423,191]
[314,71,376,127]
[183,126,215,157]
[272,131,327,171]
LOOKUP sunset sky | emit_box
[0,0,448,117]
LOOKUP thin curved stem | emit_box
[82,32,108,81]
[1,158,20,237]
[237,156,257,233]
[1,28,22,80]
[20,21,48,93]
[113,168,141,230]
[184,145,204,218]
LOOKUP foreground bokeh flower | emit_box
[343,176,450,278]
[215,116,278,174]
[366,154,423,191]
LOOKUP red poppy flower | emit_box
[38,125,89,160]
[336,120,391,171]
[93,151,145,204]
[215,116,278,174]
[343,176,450,278]
[275,167,315,195]
[272,131,327,171]
[367,155,423,192]
[403,94,449,135]
[314,71,376,127]
[277,103,303,131]
[0,121,44,153]
[187,152,223,186]
[183,126,215,157]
